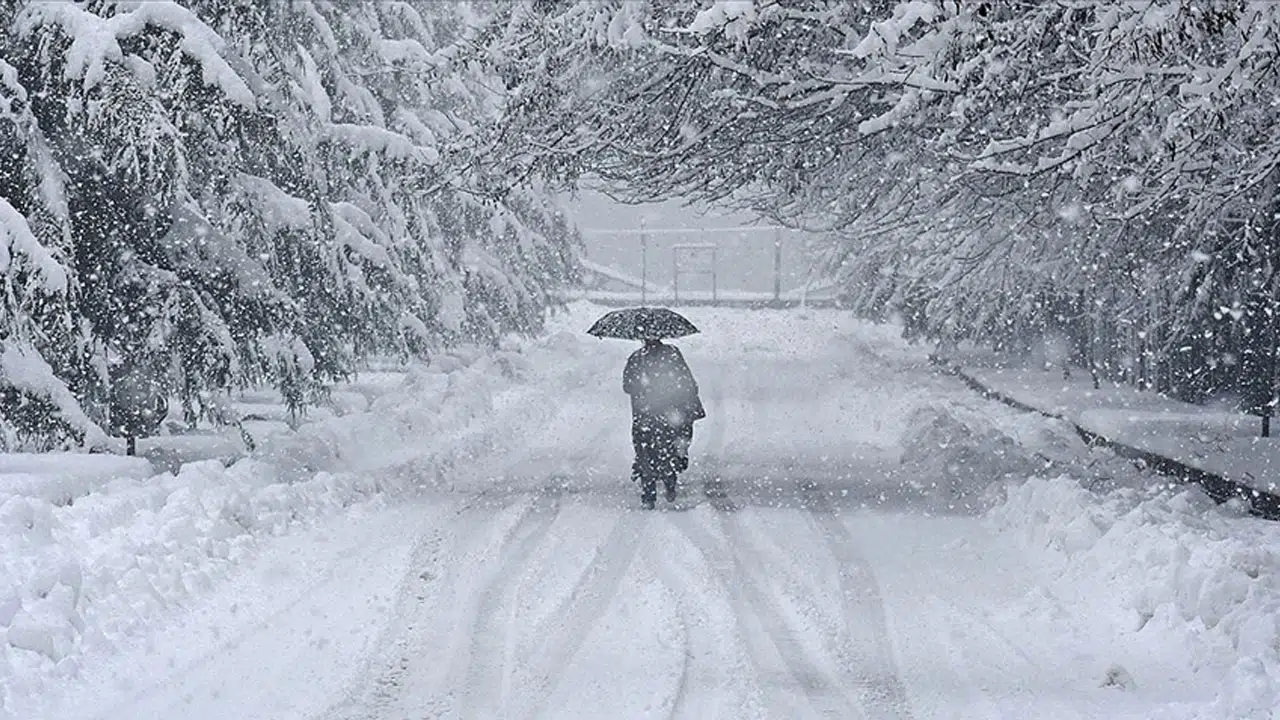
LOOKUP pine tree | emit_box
[1,0,582,448]
[0,47,103,449]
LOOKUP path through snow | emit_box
[32,305,1237,719]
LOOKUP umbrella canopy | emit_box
[587,306,699,340]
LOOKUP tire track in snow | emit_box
[717,510,872,719]
[665,610,695,720]
[328,407,620,719]
[319,494,552,720]
[456,488,564,719]
[670,509,866,719]
[644,538,721,720]
[676,366,845,716]
[449,418,617,715]
[318,521,454,720]
[518,507,648,718]
[797,479,915,720]
[685,319,902,717]
[645,520,752,717]
[667,512,801,718]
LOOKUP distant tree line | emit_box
[489,0,1280,426]
[0,1,580,450]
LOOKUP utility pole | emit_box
[640,218,647,305]
[672,241,679,303]
[773,228,782,302]
[712,245,719,302]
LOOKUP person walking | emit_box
[587,306,705,509]
[623,337,704,508]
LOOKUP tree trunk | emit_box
[1241,291,1277,436]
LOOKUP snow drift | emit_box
[0,334,573,718]
[988,470,1280,718]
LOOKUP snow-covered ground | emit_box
[5,302,1280,719]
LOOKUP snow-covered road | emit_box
[27,305,1267,720]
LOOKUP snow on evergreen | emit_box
[0,0,579,448]
[0,198,66,295]
[17,1,257,108]
[4,0,1277,449]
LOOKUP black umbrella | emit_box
[587,306,699,340]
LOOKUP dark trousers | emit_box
[632,415,692,504]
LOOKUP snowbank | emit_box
[897,402,1052,509]
[989,476,1280,719]
[0,333,582,719]
[0,453,152,505]
[899,389,1280,717]
[894,385,1096,514]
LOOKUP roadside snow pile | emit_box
[897,400,1076,511]
[989,476,1280,719]
[0,454,152,505]
[252,343,529,483]
[0,335,581,718]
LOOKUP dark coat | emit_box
[623,341,705,425]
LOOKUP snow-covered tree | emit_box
[0,47,104,449]
[0,0,580,448]
[491,0,1280,410]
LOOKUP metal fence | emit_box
[579,224,824,304]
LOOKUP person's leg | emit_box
[648,422,679,502]
[633,417,658,508]
[641,475,657,508]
